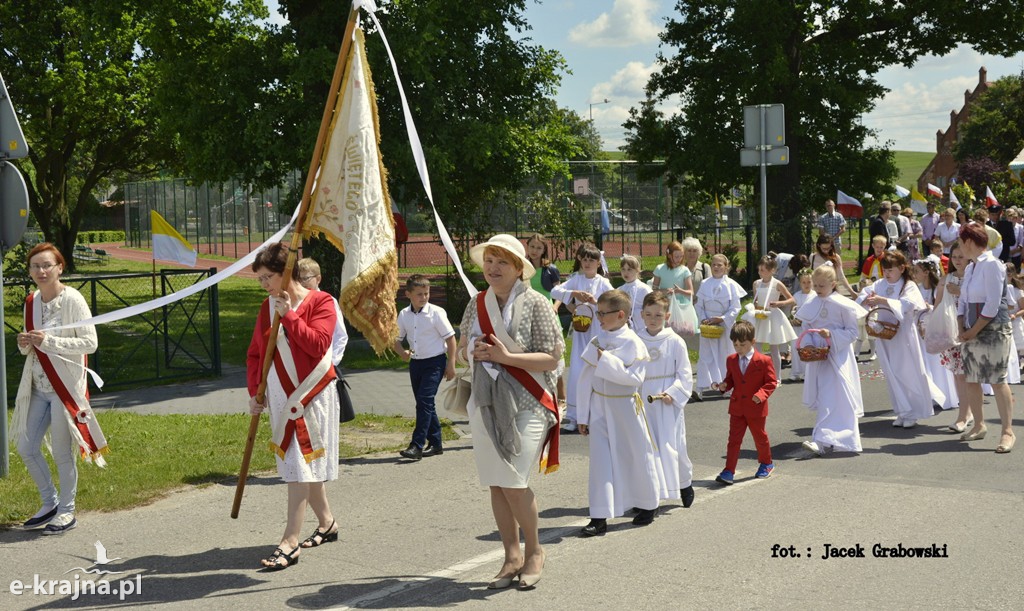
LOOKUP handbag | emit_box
[924,288,959,354]
[438,366,472,418]
[335,364,356,423]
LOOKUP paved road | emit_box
[2,360,1022,609]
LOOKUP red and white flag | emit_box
[927,183,943,198]
[836,190,863,218]
[985,186,999,208]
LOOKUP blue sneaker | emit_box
[715,470,734,485]
[755,463,775,479]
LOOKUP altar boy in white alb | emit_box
[637,291,695,507]
[577,289,659,537]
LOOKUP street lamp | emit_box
[589,98,610,122]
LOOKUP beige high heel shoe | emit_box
[995,433,1016,454]
[518,554,545,590]
[960,426,987,441]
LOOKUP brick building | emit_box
[917,66,992,194]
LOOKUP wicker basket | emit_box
[572,303,594,333]
[700,323,724,339]
[789,316,803,327]
[916,309,930,340]
[754,310,770,320]
[796,329,831,362]
[865,306,900,340]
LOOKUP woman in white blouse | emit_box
[955,223,1016,453]
[934,208,960,255]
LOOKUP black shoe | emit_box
[690,391,704,402]
[422,444,444,457]
[580,519,607,537]
[399,443,422,460]
[681,486,695,508]
[632,508,657,526]
[23,506,58,529]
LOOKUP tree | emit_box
[954,72,1024,166]
[625,0,1024,254]
[957,157,1005,193]
[0,0,268,268]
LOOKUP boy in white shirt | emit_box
[394,275,456,460]
[577,290,659,536]
[297,258,354,422]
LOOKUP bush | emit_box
[75,230,126,244]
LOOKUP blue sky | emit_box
[266,0,1024,153]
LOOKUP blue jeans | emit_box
[409,354,446,449]
[17,390,78,514]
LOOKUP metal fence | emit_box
[4,269,221,395]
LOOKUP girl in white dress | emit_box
[789,268,814,382]
[912,259,959,409]
[619,254,652,332]
[796,265,866,455]
[549,242,612,432]
[857,250,944,427]
[744,254,798,376]
[695,254,746,398]
[1000,264,1022,384]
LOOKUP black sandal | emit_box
[262,546,300,570]
[300,520,338,548]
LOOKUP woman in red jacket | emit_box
[247,243,341,570]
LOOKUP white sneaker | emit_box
[802,440,821,455]
[868,353,877,362]
[561,421,578,432]
[892,417,904,427]
[41,512,76,535]
[902,419,917,429]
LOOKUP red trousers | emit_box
[725,413,772,473]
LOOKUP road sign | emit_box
[0,72,29,160]
[740,146,790,167]
[1,160,30,249]
[743,104,785,149]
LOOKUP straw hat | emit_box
[469,234,535,279]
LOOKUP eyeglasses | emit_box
[257,273,278,283]
[30,263,58,272]
[298,275,317,283]
[596,310,619,317]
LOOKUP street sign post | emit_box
[0,69,29,478]
[740,103,789,258]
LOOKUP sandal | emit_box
[300,520,338,548]
[262,546,300,570]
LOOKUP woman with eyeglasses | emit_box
[247,243,341,569]
[14,243,105,535]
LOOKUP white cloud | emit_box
[568,0,662,48]
[587,61,682,149]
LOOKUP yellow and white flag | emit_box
[306,29,398,354]
[151,210,197,267]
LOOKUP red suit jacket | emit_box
[246,290,337,396]
[718,351,778,418]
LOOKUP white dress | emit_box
[796,293,866,452]
[620,278,652,332]
[550,273,613,422]
[789,290,813,380]
[267,367,340,483]
[1003,285,1022,384]
[745,277,798,345]
[576,326,659,518]
[638,327,694,499]
[695,276,746,390]
[858,279,943,422]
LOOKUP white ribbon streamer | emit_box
[51,204,302,331]
[355,0,477,297]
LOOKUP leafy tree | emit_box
[957,157,1005,192]
[954,72,1024,165]
[0,0,268,268]
[625,0,1024,254]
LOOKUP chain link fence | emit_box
[4,269,221,397]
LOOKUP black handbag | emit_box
[335,364,356,423]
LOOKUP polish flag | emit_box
[985,186,999,208]
[927,183,943,198]
[836,190,863,218]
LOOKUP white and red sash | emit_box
[25,292,108,466]
[477,289,560,473]
[266,299,335,463]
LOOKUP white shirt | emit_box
[738,349,755,374]
[397,302,455,359]
[329,296,349,366]
[958,250,1006,321]
[934,222,961,254]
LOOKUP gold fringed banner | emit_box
[307,28,398,355]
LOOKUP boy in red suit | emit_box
[712,320,778,484]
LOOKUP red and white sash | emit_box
[267,299,335,463]
[25,292,108,466]
[477,289,560,473]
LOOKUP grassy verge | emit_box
[1,411,458,526]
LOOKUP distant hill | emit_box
[597,149,936,190]
[893,151,934,189]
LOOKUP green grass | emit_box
[893,150,934,190]
[1,411,458,525]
